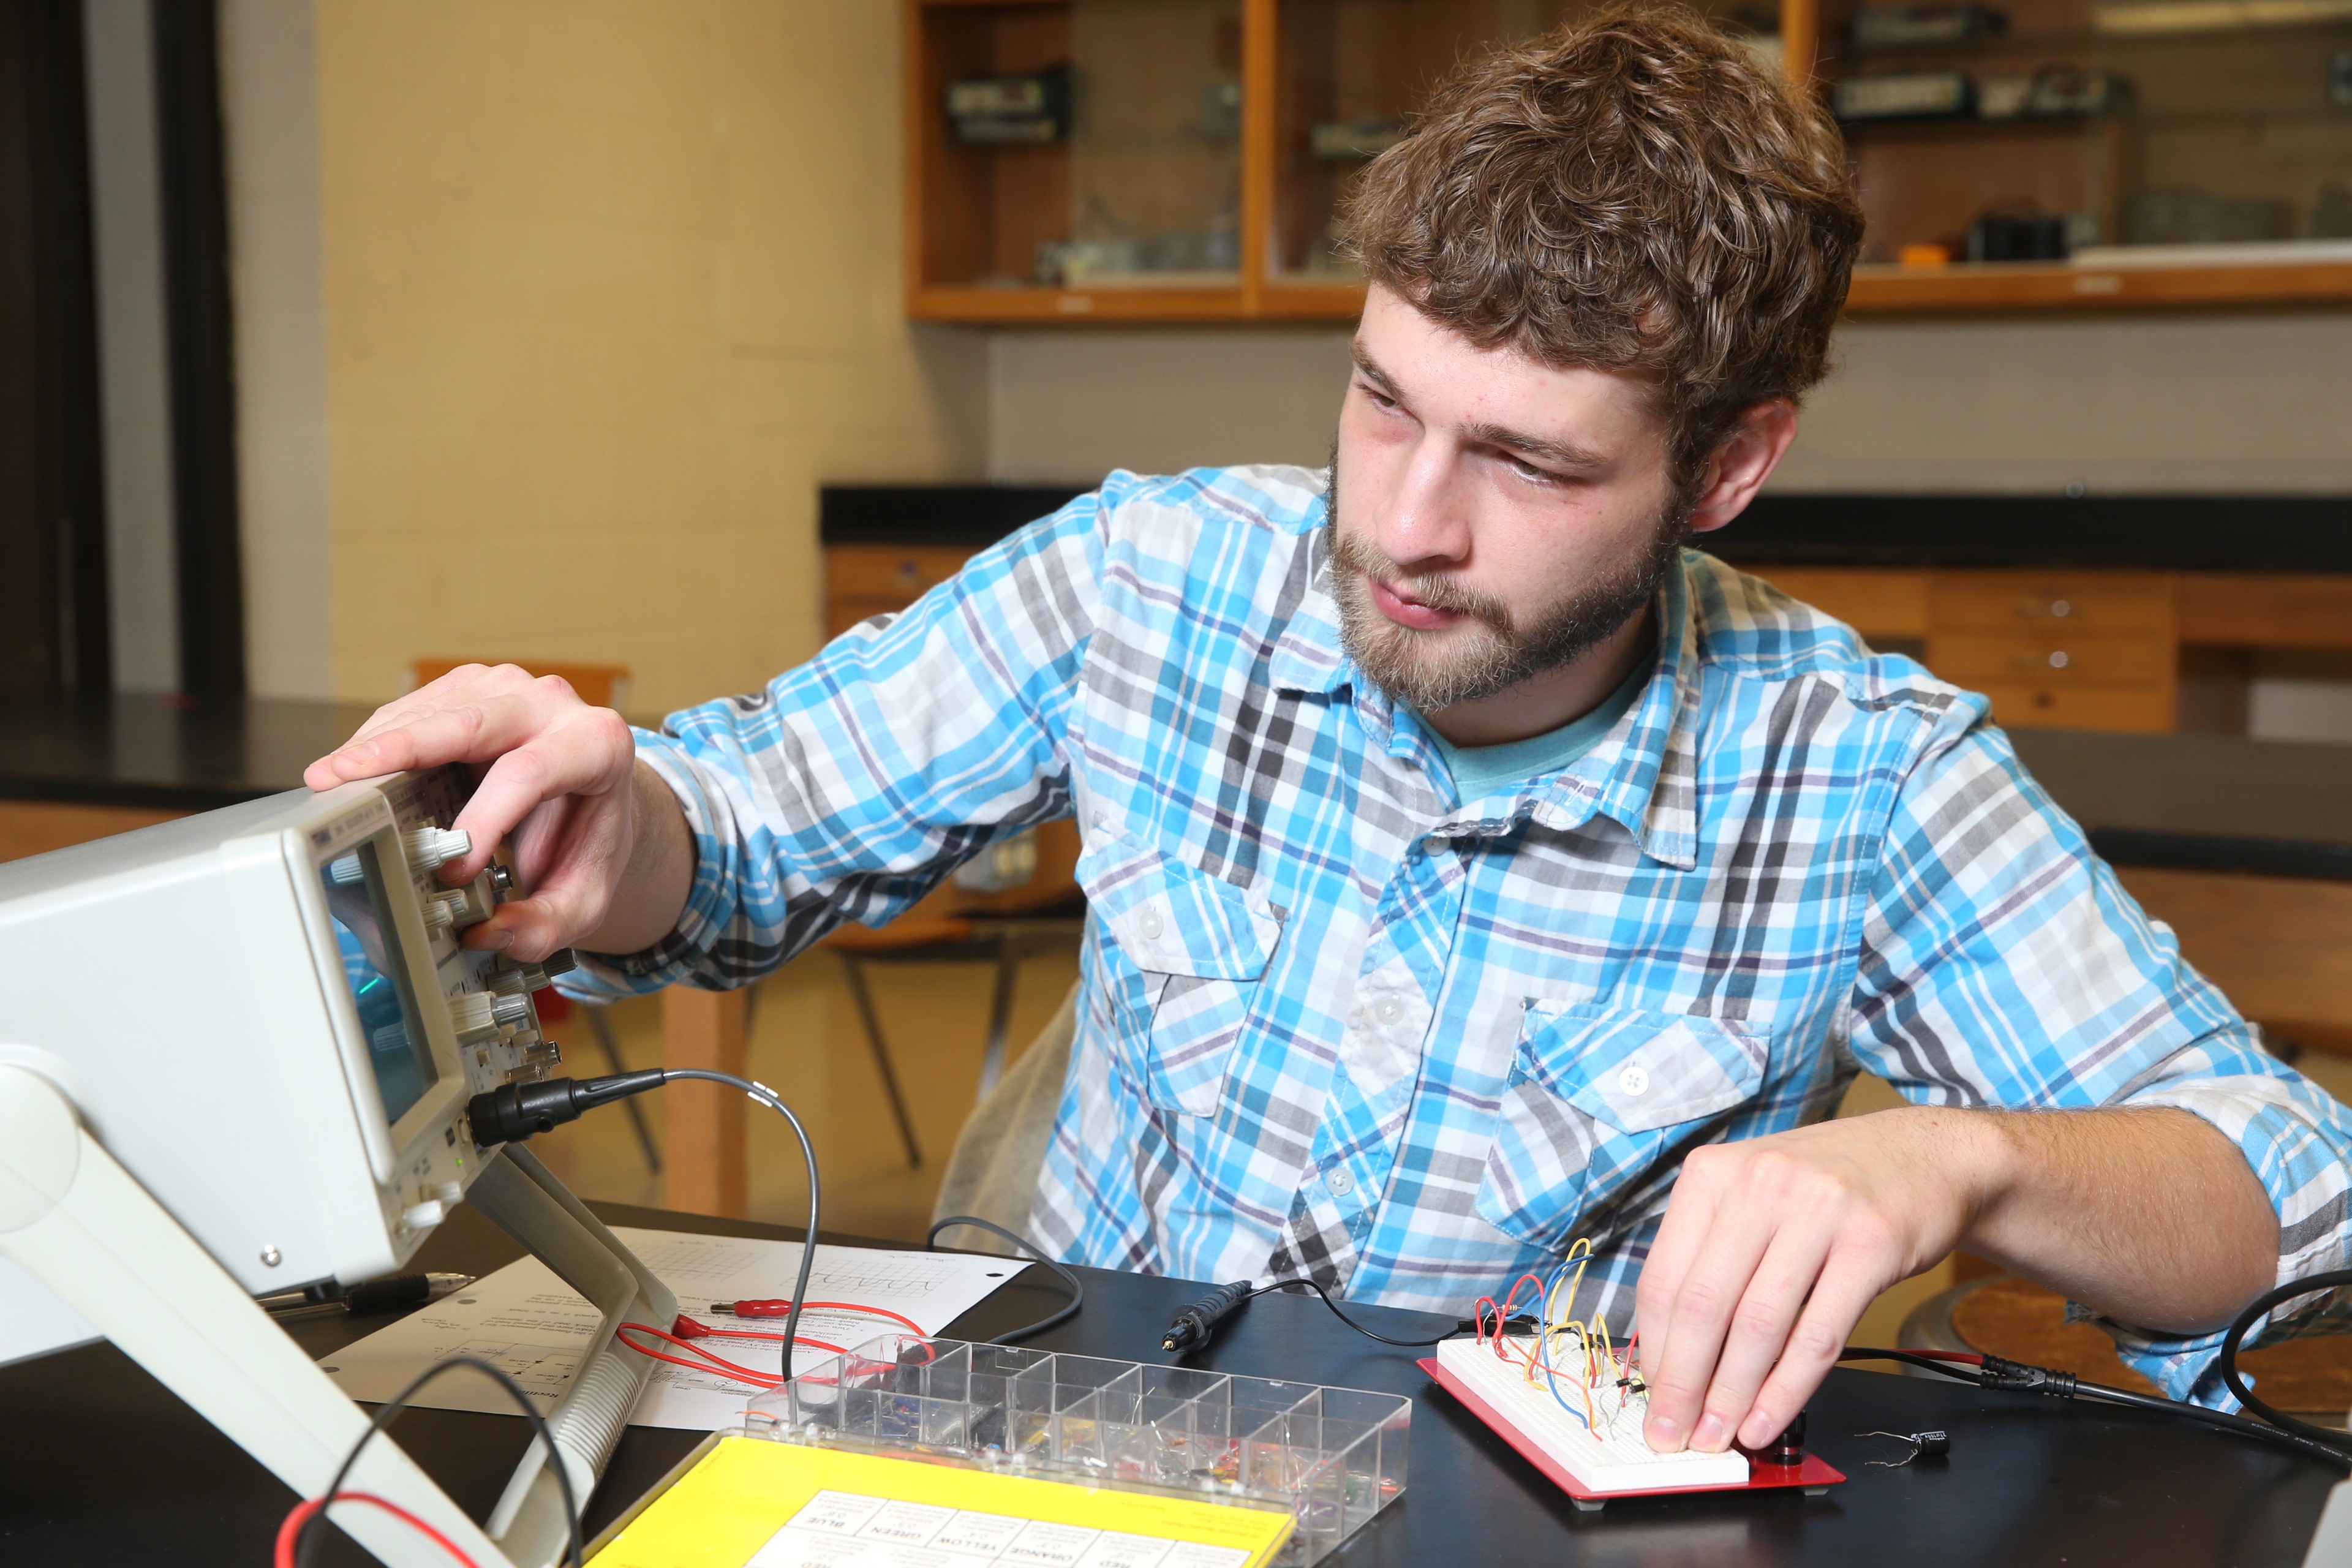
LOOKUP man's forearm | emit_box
[1959,1104,2277,1333]
[578,760,695,957]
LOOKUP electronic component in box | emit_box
[754,1335,1411,1565]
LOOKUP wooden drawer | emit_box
[1930,571,2174,635]
[1745,567,1929,641]
[1970,682,2173,732]
[2177,574,2352,650]
[825,544,973,601]
[1928,631,2172,688]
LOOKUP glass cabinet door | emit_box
[917,0,1245,296]
[2095,3,2352,255]
[1269,0,1785,285]
[1825,0,2352,267]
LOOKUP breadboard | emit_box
[1427,1338,1844,1505]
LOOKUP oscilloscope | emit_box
[0,765,673,1568]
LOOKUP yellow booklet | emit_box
[589,1436,1295,1568]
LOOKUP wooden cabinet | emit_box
[824,544,978,638]
[1926,570,2176,729]
[907,0,2352,322]
[1756,567,1931,642]
[1748,564,2352,732]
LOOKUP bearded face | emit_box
[1326,437,1689,714]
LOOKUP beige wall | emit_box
[303,0,986,714]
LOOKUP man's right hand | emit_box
[303,663,686,961]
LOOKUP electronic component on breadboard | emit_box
[1425,1336,1845,1510]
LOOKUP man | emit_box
[307,7,2349,1459]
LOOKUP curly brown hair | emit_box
[1339,4,1863,491]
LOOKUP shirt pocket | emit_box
[1474,1002,1768,1253]
[1077,839,1283,1117]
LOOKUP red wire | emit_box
[1501,1273,1547,1318]
[684,1301,926,1341]
[1473,1296,1502,1352]
[616,1336,781,1388]
[617,1322,848,1387]
[276,1492,478,1568]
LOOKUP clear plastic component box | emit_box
[743,1335,1412,1564]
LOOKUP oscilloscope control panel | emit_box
[369,767,576,1244]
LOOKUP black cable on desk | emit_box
[2220,1268,2352,1452]
[927,1215,1085,1343]
[1161,1275,1521,1355]
[467,1066,821,1381]
[295,1355,578,1568]
[662,1068,821,1379]
[1838,1347,2352,1469]
[1245,1278,1463,1347]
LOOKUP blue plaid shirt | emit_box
[588,465,2352,1404]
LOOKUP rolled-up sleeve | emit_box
[1845,701,2352,1404]
[564,484,1106,998]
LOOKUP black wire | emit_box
[927,1215,1086,1343]
[1245,1278,1461,1348]
[295,1354,579,1568]
[1836,1347,1993,1381]
[2220,1267,2352,1451]
[663,1068,821,1381]
[1838,1347,2352,1470]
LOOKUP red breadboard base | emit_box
[1420,1357,1846,1504]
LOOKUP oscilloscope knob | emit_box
[401,826,472,873]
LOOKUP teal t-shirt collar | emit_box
[1423,651,1655,803]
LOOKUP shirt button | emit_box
[1618,1063,1651,1098]
[1092,809,1110,828]
[1137,905,1165,941]
[1328,1168,1354,1197]
[1373,996,1404,1026]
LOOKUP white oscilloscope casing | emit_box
[0,772,546,1352]
[0,769,675,1567]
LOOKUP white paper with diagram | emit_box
[318,1226,1020,1430]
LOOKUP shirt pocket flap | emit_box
[1515,1003,1768,1136]
[1076,840,1280,981]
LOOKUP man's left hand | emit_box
[1632,1108,1986,1455]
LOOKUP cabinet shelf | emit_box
[905,0,2352,323]
[1846,255,2352,308]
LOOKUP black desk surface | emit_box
[0,692,374,812]
[1,1202,2334,1566]
[820,487,2352,574]
[2010,729,2352,883]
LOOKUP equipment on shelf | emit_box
[946,72,1068,145]
[1834,69,1973,121]
[1852,4,2008,48]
